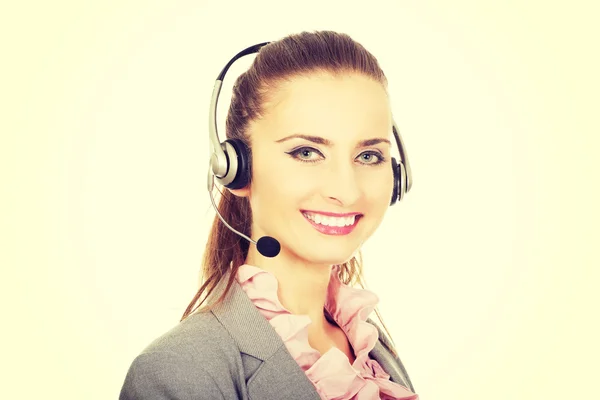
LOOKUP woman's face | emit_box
[235,72,394,266]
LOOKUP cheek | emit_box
[251,157,307,210]
[363,168,394,203]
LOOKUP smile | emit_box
[301,211,362,235]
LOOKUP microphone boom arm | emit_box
[208,173,257,246]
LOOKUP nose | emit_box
[321,160,361,206]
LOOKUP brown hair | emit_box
[181,30,398,355]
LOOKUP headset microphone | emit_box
[207,171,281,258]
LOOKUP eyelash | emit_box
[286,147,387,165]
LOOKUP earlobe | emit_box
[227,186,251,198]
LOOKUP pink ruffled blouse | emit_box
[235,264,419,400]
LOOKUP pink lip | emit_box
[302,212,362,236]
[300,210,362,217]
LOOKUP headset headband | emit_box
[208,41,412,195]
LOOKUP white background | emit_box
[2,1,599,399]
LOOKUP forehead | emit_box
[260,72,391,135]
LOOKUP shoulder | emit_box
[145,311,236,356]
[119,312,240,400]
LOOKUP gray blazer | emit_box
[120,275,415,399]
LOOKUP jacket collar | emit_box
[210,272,323,399]
[210,272,285,360]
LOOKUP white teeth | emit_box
[303,212,357,227]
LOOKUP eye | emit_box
[286,147,324,163]
[358,151,386,165]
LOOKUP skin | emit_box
[229,71,394,360]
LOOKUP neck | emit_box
[245,246,334,331]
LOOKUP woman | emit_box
[120,30,418,400]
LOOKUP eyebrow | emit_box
[275,133,391,147]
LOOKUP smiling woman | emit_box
[119,30,417,400]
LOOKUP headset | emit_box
[207,41,413,258]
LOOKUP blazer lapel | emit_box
[210,275,321,400]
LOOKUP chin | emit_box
[300,245,359,266]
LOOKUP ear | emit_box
[227,186,250,198]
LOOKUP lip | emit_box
[300,210,363,217]
[301,212,362,236]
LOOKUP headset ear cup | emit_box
[223,138,251,190]
[390,157,399,206]
[398,161,406,202]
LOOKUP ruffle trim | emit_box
[236,264,418,400]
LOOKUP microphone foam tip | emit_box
[256,236,281,258]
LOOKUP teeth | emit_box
[303,212,357,227]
